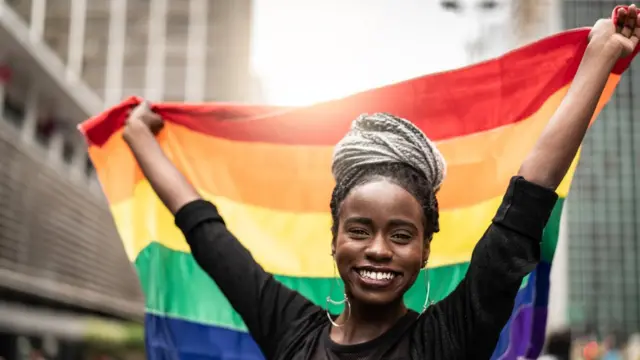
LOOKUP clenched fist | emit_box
[589,4,640,59]
[125,101,164,135]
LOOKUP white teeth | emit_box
[358,270,395,280]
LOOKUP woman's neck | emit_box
[330,299,408,345]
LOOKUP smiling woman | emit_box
[327,114,445,318]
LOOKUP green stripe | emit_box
[135,243,468,332]
[541,198,564,262]
[134,200,564,332]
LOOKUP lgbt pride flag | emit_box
[81,28,637,360]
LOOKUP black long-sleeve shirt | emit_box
[175,176,558,360]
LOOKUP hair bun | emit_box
[332,113,447,192]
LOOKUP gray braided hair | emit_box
[329,113,447,242]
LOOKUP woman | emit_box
[122,6,639,359]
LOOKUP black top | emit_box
[175,176,558,360]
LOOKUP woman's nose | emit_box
[364,234,393,261]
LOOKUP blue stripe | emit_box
[145,314,263,360]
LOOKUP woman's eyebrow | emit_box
[388,219,418,231]
[344,217,373,226]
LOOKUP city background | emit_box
[0,0,638,359]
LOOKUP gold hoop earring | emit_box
[326,260,351,327]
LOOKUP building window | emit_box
[4,95,25,129]
[85,156,95,177]
[35,119,57,147]
[62,140,75,164]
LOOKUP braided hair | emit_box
[330,113,447,242]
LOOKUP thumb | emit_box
[139,99,152,112]
[128,99,154,121]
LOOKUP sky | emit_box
[250,0,470,106]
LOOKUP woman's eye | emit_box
[391,233,412,242]
[348,228,369,238]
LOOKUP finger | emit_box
[630,4,638,20]
[622,36,636,55]
[630,21,640,51]
[140,99,152,111]
[617,8,628,34]
[629,23,640,52]
[129,102,152,121]
[626,5,638,35]
[631,34,640,50]
[618,7,628,26]
[148,112,163,121]
[138,101,157,118]
[621,7,635,37]
[617,7,627,27]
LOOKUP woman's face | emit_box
[332,179,428,306]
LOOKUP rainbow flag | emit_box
[80,28,637,360]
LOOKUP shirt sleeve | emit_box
[174,199,318,358]
[425,176,558,358]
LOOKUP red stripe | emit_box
[81,28,638,147]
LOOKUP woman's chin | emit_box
[351,292,401,307]
[348,281,405,306]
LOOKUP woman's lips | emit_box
[353,268,400,288]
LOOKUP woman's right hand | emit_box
[588,4,640,61]
[125,101,164,135]
[121,99,199,214]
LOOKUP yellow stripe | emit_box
[112,158,575,278]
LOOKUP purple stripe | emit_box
[526,307,550,357]
[498,306,550,360]
[491,262,552,360]
[525,263,552,358]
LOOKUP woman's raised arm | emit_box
[122,102,318,358]
[123,101,198,213]
[518,6,639,190]
[423,7,639,357]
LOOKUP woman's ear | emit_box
[422,241,431,267]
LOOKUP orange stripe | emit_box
[90,77,618,211]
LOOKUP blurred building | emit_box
[0,0,259,358]
[562,0,640,338]
[7,0,262,104]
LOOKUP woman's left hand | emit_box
[589,4,640,60]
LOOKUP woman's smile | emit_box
[353,267,403,289]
